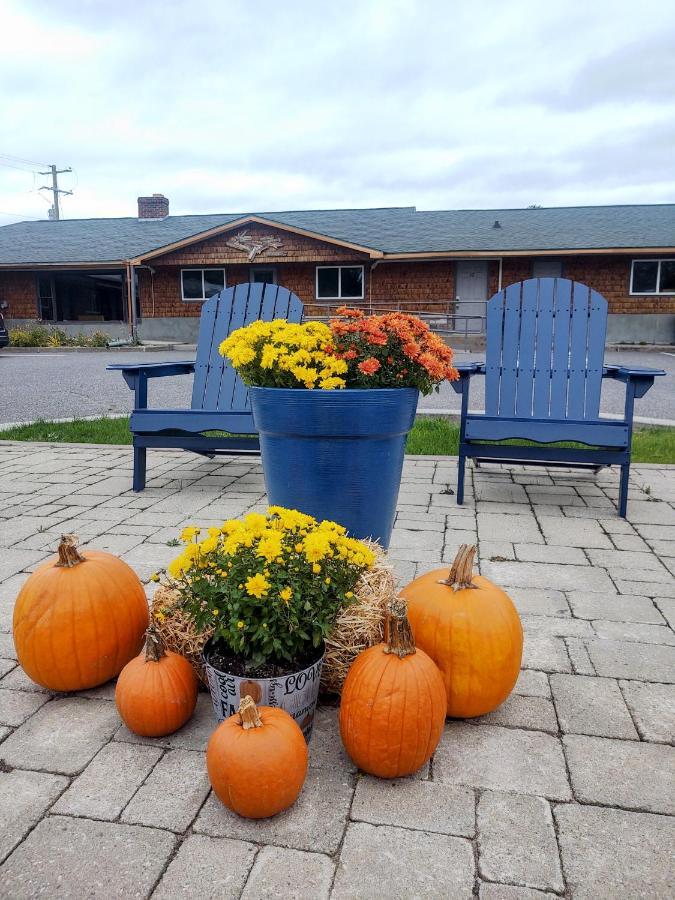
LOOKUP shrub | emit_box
[8,325,110,348]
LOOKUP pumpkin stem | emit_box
[239,695,263,729]
[383,597,416,658]
[55,534,86,568]
[144,624,167,662]
[439,544,478,591]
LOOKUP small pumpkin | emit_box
[339,597,446,778]
[13,534,149,691]
[115,624,198,736]
[402,544,523,718]
[207,696,308,819]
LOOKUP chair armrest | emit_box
[107,361,195,410]
[603,365,665,380]
[450,362,485,394]
[107,361,195,378]
[603,365,665,401]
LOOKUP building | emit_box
[0,195,673,343]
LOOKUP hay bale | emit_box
[151,584,212,685]
[151,546,395,694]
[320,543,396,694]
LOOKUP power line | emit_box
[0,152,48,168]
[0,210,42,220]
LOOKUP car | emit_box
[0,308,8,348]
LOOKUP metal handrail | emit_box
[305,298,488,347]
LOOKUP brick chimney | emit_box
[137,194,169,219]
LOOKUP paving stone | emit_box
[621,500,675,525]
[481,560,614,592]
[0,815,175,898]
[506,588,569,617]
[566,590,665,623]
[619,680,675,743]
[309,705,356,773]
[434,724,571,800]
[0,698,120,774]
[121,748,210,832]
[555,804,675,899]
[585,639,675,682]
[0,665,52,693]
[52,742,163,820]
[332,822,475,900]
[477,791,563,893]
[470,694,558,733]
[0,631,17,660]
[195,767,354,854]
[241,846,334,900]
[513,669,550,698]
[522,636,571,673]
[0,769,68,863]
[550,674,637,739]
[0,548,46,581]
[514,543,588,564]
[521,614,594,638]
[153,834,256,900]
[592,619,675,645]
[536,516,612,548]
[479,885,557,899]
[0,659,15,679]
[615,578,675,598]
[350,776,475,837]
[0,687,49,726]
[478,513,543,544]
[564,734,675,814]
[114,691,216,750]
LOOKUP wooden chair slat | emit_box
[495,281,523,416]
[484,288,505,416]
[549,279,573,418]
[567,282,592,420]
[532,280,555,418]
[583,288,608,419]
[514,278,539,418]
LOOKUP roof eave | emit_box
[381,246,675,259]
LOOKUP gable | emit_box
[146,221,372,266]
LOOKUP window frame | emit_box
[531,257,563,279]
[315,264,365,301]
[180,268,226,302]
[629,259,675,296]
[249,265,277,285]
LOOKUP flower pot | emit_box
[249,387,418,548]
[203,639,324,741]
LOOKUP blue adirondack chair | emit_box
[451,278,665,517]
[108,282,303,491]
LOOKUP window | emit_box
[181,268,225,301]
[316,265,364,300]
[532,258,563,278]
[250,266,277,285]
[630,259,675,295]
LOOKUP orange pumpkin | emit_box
[115,624,197,736]
[403,544,523,718]
[13,534,149,691]
[339,597,446,778]
[207,696,308,819]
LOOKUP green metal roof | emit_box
[0,204,673,266]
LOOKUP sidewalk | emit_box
[0,443,673,898]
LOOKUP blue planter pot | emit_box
[249,387,418,548]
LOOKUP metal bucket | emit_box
[203,640,324,741]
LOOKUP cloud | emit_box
[0,0,674,225]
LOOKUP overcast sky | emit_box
[1,0,674,224]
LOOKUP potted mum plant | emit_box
[220,309,458,547]
[166,507,375,739]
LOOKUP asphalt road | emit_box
[0,347,673,426]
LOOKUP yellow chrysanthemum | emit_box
[245,573,270,598]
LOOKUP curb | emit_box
[0,344,178,353]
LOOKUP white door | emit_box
[455,261,488,333]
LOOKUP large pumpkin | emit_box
[207,696,308,819]
[402,544,523,718]
[13,534,149,691]
[339,597,446,778]
[115,625,197,736]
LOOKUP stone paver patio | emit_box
[0,441,674,899]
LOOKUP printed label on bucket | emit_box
[205,654,324,741]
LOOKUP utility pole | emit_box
[39,164,73,220]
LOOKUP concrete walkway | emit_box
[0,443,673,899]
